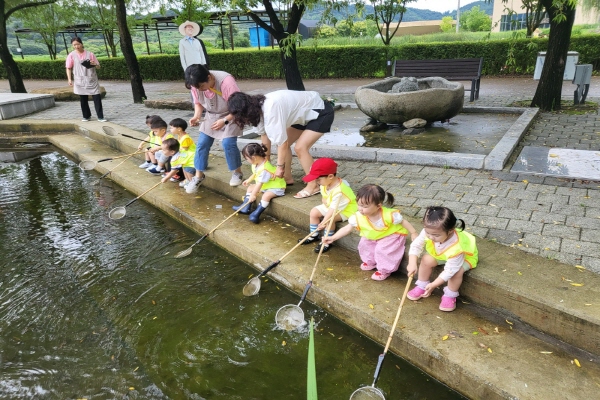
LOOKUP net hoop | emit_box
[108,206,127,220]
[275,304,305,331]
[79,160,96,170]
[349,386,385,400]
[102,126,118,136]
[242,277,260,296]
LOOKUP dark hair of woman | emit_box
[184,64,211,90]
[241,142,268,160]
[356,184,395,208]
[227,92,266,128]
[71,36,83,45]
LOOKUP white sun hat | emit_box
[179,20,201,37]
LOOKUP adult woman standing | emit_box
[184,64,244,193]
[65,37,106,122]
[227,90,334,198]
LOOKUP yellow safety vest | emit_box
[251,161,286,190]
[355,207,408,240]
[320,179,358,219]
[173,150,195,168]
[424,230,478,269]
[178,133,197,154]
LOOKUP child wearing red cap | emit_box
[298,158,357,253]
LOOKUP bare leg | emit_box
[417,254,437,283]
[287,127,324,194]
[447,266,466,292]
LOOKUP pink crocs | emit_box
[407,286,430,301]
[371,271,391,281]
[360,263,376,271]
[439,295,457,312]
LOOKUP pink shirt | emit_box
[191,75,239,104]
[65,51,99,69]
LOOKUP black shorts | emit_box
[291,101,334,133]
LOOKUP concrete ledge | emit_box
[0,93,55,120]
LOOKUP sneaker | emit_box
[179,179,190,188]
[371,271,391,281]
[298,234,319,245]
[407,286,430,301]
[81,118,90,122]
[439,295,457,312]
[139,161,153,169]
[98,118,108,122]
[229,171,243,187]
[360,263,376,271]
[185,175,205,194]
[314,242,331,253]
[147,167,165,175]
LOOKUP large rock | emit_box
[144,99,193,110]
[30,86,106,101]
[354,77,464,125]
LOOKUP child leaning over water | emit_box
[160,138,196,186]
[406,206,478,312]
[322,184,418,280]
[168,118,196,184]
[138,114,161,169]
[298,158,357,253]
[232,143,286,224]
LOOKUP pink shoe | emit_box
[407,286,430,301]
[360,263,376,271]
[371,271,391,281]
[439,295,457,312]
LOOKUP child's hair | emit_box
[162,138,180,153]
[150,119,167,130]
[423,206,465,232]
[169,118,188,131]
[356,184,394,207]
[145,115,161,125]
[241,143,268,160]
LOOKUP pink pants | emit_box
[357,234,406,275]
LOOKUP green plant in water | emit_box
[307,317,318,400]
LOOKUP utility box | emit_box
[534,51,579,80]
[249,27,271,47]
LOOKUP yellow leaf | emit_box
[575,265,586,271]
[518,271,522,275]
[540,351,553,354]
[574,359,581,367]
[442,335,449,341]
[282,341,286,346]
[326,268,333,271]
[487,348,493,353]
[152,300,156,305]
[133,366,139,372]
[549,154,558,158]
[570,283,584,287]
[369,304,374,309]
[472,331,479,335]
[129,387,135,390]
[585,304,592,306]
[153,316,157,320]
[494,327,499,334]
[248,274,254,279]
[505,319,513,325]
[522,179,528,183]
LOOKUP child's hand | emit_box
[242,179,250,187]
[160,177,168,184]
[317,221,328,231]
[248,194,257,203]
[322,236,335,245]
[424,283,435,297]
[406,263,418,277]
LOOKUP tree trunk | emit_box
[0,1,27,93]
[531,1,576,111]
[114,0,146,103]
[279,41,304,91]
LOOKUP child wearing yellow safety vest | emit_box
[406,206,478,312]
[298,158,357,253]
[159,138,196,187]
[232,143,286,224]
[322,184,418,280]
[138,114,161,169]
[168,118,197,186]
[146,119,176,175]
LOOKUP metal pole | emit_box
[156,23,162,53]
[228,16,234,51]
[143,24,150,55]
[16,35,24,59]
[220,20,225,50]
[62,33,68,54]
[456,0,460,33]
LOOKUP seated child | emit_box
[168,118,196,185]
[322,184,418,280]
[232,143,286,224]
[406,206,478,312]
[138,114,161,169]
[160,138,196,186]
[298,158,357,253]
[146,119,175,175]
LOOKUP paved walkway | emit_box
[2,77,600,273]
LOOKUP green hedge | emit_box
[2,34,599,80]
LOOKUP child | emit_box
[298,158,357,253]
[406,206,478,312]
[168,118,197,184]
[146,119,175,175]
[322,184,418,280]
[138,115,161,169]
[232,143,286,224]
[160,138,196,186]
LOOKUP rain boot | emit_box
[233,195,253,215]
[248,205,267,224]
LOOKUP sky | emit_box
[410,0,482,13]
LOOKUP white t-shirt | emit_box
[256,90,325,146]
[409,230,465,282]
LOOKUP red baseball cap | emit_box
[302,158,338,182]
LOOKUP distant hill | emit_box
[303,1,492,22]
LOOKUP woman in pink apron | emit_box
[65,37,106,122]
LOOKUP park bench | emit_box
[392,57,483,102]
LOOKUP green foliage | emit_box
[440,16,454,33]
[460,6,492,32]
[315,25,338,38]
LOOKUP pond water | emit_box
[0,149,465,399]
[322,108,519,154]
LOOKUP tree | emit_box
[15,2,74,60]
[367,0,417,46]
[521,0,545,37]
[79,0,119,57]
[460,5,491,32]
[114,0,146,102]
[440,16,454,32]
[0,0,56,93]
[530,0,576,111]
